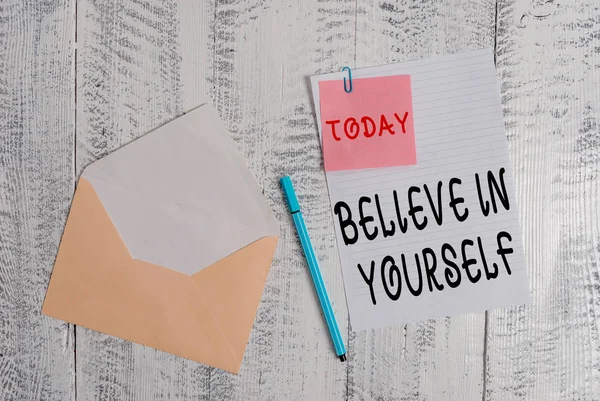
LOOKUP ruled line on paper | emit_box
[345,221,523,254]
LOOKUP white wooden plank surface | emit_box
[209,0,353,399]
[2,0,600,400]
[75,1,213,400]
[0,1,75,400]
[486,1,600,400]
[75,0,496,399]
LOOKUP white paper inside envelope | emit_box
[81,104,279,275]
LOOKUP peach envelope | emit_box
[42,104,279,374]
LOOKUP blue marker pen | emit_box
[280,175,347,362]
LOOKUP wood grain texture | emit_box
[349,2,496,400]
[486,0,600,400]
[0,1,75,400]
[209,0,354,400]
[75,1,213,400]
[1,0,593,399]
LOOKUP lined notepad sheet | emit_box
[311,49,530,330]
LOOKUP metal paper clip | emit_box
[342,66,352,93]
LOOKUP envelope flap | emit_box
[191,236,278,365]
[82,104,279,276]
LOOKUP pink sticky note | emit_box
[319,75,416,171]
